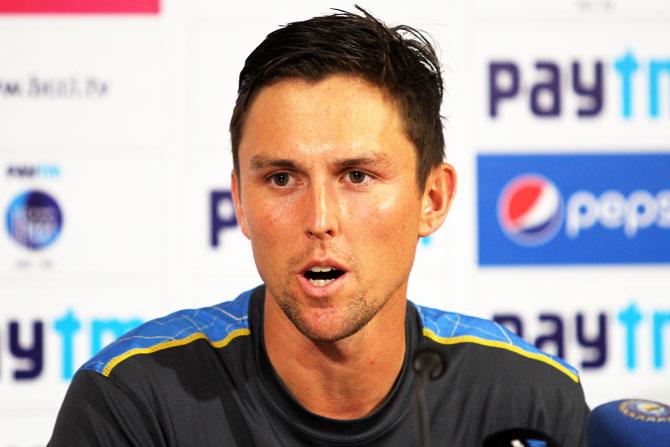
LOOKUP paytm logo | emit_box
[488,50,670,119]
[210,189,237,247]
[478,153,670,265]
[6,163,60,179]
[1,309,142,382]
[494,301,670,371]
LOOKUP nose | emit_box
[304,180,339,240]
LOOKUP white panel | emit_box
[0,19,167,146]
[0,280,164,446]
[0,151,167,277]
[473,23,670,149]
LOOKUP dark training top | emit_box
[49,286,589,446]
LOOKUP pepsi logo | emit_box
[497,174,564,246]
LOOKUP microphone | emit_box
[587,398,670,447]
[482,428,560,447]
[412,348,447,447]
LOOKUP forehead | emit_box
[237,75,415,165]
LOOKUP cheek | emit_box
[346,190,420,251]
[244,199,295,286]
[345,191,419,288]
[244,194,301,246]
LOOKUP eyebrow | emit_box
[249,153,392,172]
[250,156,299,171]
[335,153,391,170]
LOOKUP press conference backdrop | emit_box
[1,0,669,444]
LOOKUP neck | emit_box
[263,291,407,420]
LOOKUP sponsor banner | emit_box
[477,153,670,265]
[0,0,159,14]
[1,153,166,276]
[0,23,165,145]
[474,23,670,148]
[472,263,670,405]
[188,149,260,308]
[1,0,668,436]
[0,279,164,446]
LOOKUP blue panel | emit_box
[477,153,670,265]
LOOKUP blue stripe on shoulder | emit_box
[414,303,579,378]
[81,289,253,375]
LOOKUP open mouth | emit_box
[302,266,345,287]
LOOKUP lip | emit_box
[296,258,349,298]
[298,258,349,274]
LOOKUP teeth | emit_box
[309,278,335,287]
[309,266,334,272]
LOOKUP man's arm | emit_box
[48,370,163,447]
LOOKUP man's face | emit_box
[232,75,447,342]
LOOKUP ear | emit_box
[231,169,251,239]
[418,163,457,238]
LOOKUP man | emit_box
[49,8,589,446]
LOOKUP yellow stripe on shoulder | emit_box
[102,328,251,377]
[422,328,579,384]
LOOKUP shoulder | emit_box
[81,288,254,377]
[412,303,589,444]
[413,302,580,384]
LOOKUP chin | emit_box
[296,307,371,343]
[295,308,345,341]
[299,325,357,343]
[275,284,378,342]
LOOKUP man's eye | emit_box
[270,173,291,187]
[348,171,367,184]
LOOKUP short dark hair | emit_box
[230,7,445,189]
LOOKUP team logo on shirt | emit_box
[619,399,670,423]
[497,174,564,246]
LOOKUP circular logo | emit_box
[497,174,564,246]
[5,190,63,250]
[619,399,670,423]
